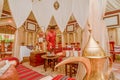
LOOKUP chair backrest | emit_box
[55,57,91,80]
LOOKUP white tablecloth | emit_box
[19,46,31,62]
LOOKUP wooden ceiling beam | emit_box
[105,9,120,15]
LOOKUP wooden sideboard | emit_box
[29,51,46,67]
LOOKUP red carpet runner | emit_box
[16,64,45,80]
[16,64,75,80]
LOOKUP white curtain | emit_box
[53,0,72,32]
[72,0,89,29]
[88,0,108,51]
[8,0,32,28]
[81,23,90,50]
[32,0,53,31]
[76,0,108,80]
[13,29,20,59]
[0,0,4,18]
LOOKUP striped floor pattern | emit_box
[16,64,45,80]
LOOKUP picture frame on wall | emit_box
[66,24,74,32]
[104,15,119,27]
[27,22,36,31]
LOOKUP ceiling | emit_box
[106,0,120,12]
[3,0,120,22]
[0,0,120,34]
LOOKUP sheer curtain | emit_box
[74,1,90,79]
[8,0,32,28]
[0,0,4,18]
[52,0,72,47]
[32,0,53,31]
[53,0,72,32]
[72,0,89,29]
[76,0,108,80]
[88,0,108,52]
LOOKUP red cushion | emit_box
[2,57,19,66]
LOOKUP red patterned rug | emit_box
[16,64,45,80]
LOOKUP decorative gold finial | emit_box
[83,26,106,58]
[88,28,92,34]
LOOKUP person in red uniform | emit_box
[46,27,56,52]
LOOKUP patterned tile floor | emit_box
[22,60,120,80]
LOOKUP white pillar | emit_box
[13,29,20,59]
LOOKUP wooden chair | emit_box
[65,62,78,77]
[55,57,91,80]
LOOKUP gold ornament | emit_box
[54,1,59,10]
[82,29,106,58]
